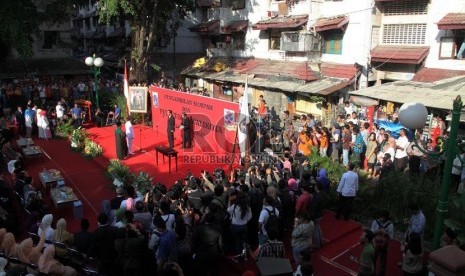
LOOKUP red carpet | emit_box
[23,138,113,232]
[18,125,404,276]
[86,125,238,187]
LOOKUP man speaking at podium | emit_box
[180,112,191,149]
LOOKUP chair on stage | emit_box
[106,112,115,126]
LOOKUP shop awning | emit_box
[189,19,220,32]
[313,16,349,32]
[221,20,249,34]
[370,45,430,64]
[349,78,465,110]
[252,15,308,31]
[437,13,465,30]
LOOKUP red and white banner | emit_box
[150,86,239,159]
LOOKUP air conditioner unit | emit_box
[217,42,227,49]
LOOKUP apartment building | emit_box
[183,0,372,123]
[369,0,465,83]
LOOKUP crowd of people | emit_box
[0,76,464,276]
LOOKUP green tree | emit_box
[97,0,194,82]
[0,0,40,59]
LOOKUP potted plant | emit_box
[70,127,87,150]
[55,119,75,138]
[132,172,153,195]
[107,159,133,186]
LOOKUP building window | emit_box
[382,24,426,45]
[439,31,465,59]
[43,31,57,49]
[383,0,428,16]
[270,31,281,50]
[323,31,343,54]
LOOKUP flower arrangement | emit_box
[107,159,133,184]
[70,127,87,150]
[56,119,75,138]
[82,138,103,158]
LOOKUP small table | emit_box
[155,146,178,173]
[16,138,34,148]
[22,146,42,157]
[50,186,78,208]
[39,169,64,189]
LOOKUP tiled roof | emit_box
[437,13,465,30]
[313,16,349,32]
[370,45,430,64]
[221,20,249,34]
[188,19,220,32]
[232,58,318,81]
[252,15,308,30]
[320,62,358,80]
[412,68,465,82]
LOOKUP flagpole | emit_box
[124,60,130,118]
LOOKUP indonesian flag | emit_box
[123,62,129,99]
[238,77,250,158]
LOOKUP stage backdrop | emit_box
[150,86,239,163]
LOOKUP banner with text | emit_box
[150,86,240,163]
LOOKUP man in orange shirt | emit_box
[319,128,328,157]
[298,128,313,157]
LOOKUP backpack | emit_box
[264,207,279,231]
[373,220,391,250]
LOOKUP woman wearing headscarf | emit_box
[38,245,77,276]
[101,200,116,225]
[38,214,55,243]
[54,218,74,257]
[17,227,46,265]
[0,232,17,257]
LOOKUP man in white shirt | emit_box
[56,101,65,120]
[125,117,134,155]
[258,195,280,246]
[394,129,409,172]
[336,163,359,220]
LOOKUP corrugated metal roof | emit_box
[412,67,465,82]
[191,69,348,95]
[349,77,465,110]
